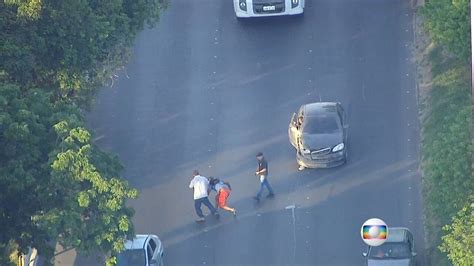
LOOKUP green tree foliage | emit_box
[440,200,474,265]
[421,50,473,263]
[0,0,166,106]
[422,0,470,61]
[423,69,473,225]
[4,0,43,19]
[0,84,139,264]
[0,84,55,264]
[38,121,138,264]
[0,0,165,263]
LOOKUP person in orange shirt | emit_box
[209,177,236,216]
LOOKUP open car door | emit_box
[288,113,298,148]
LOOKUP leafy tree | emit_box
[440,200,474,265]
[0,83,138,264]
[4,0,43,19]
[0,0,166,263]
[34,121,138,265]
[0,84,55,263]
[0,0,166,106]
[422,0,470,61]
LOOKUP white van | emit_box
[234,0,304,18]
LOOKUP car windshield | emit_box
[116,249,146,266]
[368,242,411,260]
[302,115,340,134]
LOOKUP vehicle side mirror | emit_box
[362,252,367,257]
[412,252,417,257]
[150,259,157,264]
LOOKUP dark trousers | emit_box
[256,178,274,199]
[194,197,217,218]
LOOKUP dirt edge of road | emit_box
[412,3,436,266]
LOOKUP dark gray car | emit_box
[288,102,348,169]
[363,227,417,266]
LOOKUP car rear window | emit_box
[116,249,146,266]
[368,242,411,260]
[303,115,340,134]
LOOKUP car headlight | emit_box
[332,143,345,152]
[291,0,299,8]
[239,0,247,11]
[302,148,311,155]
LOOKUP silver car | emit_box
[116,234,164,266]
[363,227,417,266]
[288,102,348,169]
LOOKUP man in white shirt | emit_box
[189,170,218,222]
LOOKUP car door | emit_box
[407,231,416,265]
[288,112,299,148]
[148,237,163,266]
[146,243,153,265]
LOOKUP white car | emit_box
[116,234,164,266]
[234,0,304,18]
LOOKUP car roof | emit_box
[124,234,153,250]
[386,227,410,243]
[303,102,338,116]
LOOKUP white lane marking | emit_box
[286,204,297,263]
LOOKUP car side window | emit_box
[147,244,153,261]
[149,239,156,251]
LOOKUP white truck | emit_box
[234,0,304,18]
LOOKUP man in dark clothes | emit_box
[254,152,274,202]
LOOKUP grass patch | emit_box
[420,45,473,265]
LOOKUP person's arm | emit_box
[189,178,195,189]
[257,161,268,175]
[257,168,267,175]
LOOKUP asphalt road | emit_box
[84,0,425,265]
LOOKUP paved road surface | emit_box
[85,0,424,265]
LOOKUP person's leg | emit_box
[202,197,217,214]
[255,181,265,199]
[220,190,236,214]
[215,193,220,209]
[194,199,204,218]
[263,178,274,195]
